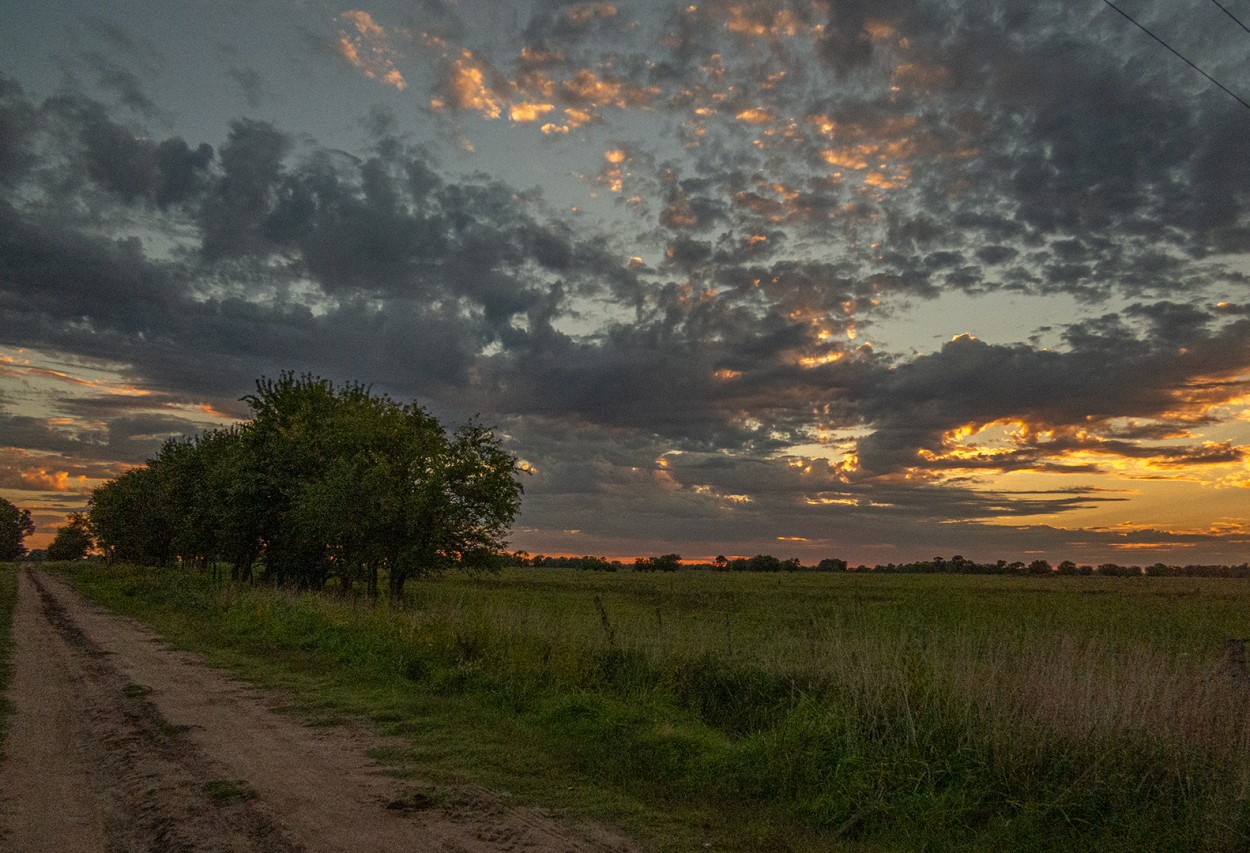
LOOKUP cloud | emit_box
[336,10,408,90]
[0,76,36,184]
[843,324,1250,478]
[226,67,265,108]
[2,2,1249,563]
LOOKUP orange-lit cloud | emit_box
[560,69,658,110]
[16,468,83,492]
[337,10,407,90]
[198,403,237,421]
[12,364,152,397]
[432,50,506,118]
[509,101,555,122]
[908,415,1249,485]
[591,149,630,192]
[564,3,618,27]
[722,4,823,40]
[736,107,775,125]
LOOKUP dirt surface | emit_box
[0,568,642,852]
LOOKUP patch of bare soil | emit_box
[0,568,641,852]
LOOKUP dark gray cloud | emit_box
[226,67,265,108]
[0,409,209,464]
[2,0,1249,562]
[0,77,36,184]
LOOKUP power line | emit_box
[1209,0,1250,36]
[1100,0,1250,113]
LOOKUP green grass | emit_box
[57,563,1250,851]
[0,564,17,759]
[202,778,258,804]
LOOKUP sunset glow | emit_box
[2,0,1248,564]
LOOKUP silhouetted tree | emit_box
[47,512,93,561]
[86,373,523,597]
[0,497,35,561]
[635,553,682,571]
[90,466,175,565]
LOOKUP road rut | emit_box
[0,568,639,852]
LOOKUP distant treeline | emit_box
[83,374,523,596]
[505,552,1250,578]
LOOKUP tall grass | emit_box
[60,564,1250,851]
[0,564,19,757]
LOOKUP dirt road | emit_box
[0,568,640,852]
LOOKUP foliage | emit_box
[89,465,175,565]
[46,512,93,561]
[0,564,17,757]
[634,553,682,572]
[87,373,523,595]
[0,498,35,562]
[61,563,1250,852]
[506,551,1250,578]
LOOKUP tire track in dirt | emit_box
[2,568,302,852]
[0,569,641,853]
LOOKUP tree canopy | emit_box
[88,374,524,596]
[46,512,94,561]
[0,497,35,561]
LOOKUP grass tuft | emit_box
[202,778,258,804]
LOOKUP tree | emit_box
[47,512,93,561]
[84,373,524,595]
[635,553,681,571]
[89,465,175,565]
[746,554,784,572]
[0,497,35,561]
[238,374,522,595]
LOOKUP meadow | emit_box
[0,564,16,755]
[45,564,1250,851]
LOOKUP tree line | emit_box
[75,374,523,596]
[505,551,1250,578]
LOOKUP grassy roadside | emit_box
[57,563,1250,851]
[0,564,18,758]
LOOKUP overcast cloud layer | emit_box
[2,0,1249,564]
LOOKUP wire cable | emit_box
[1100,0,1250,112]
[1209,0,1250,36]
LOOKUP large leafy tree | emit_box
[0,497,35,561]
[242,374,523,595]
[47,512,93,561]
[90,465,175,565]
[87,373,524,596]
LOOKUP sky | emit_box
[2,0,1249,566]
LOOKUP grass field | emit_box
[0,564,16,758]
[57,563,1250,851]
